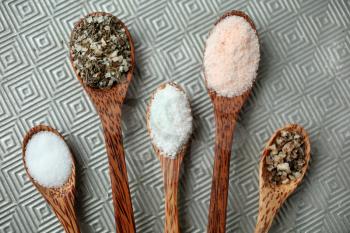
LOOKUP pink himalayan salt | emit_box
[204,15,260,97]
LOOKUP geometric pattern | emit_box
[1,0,350,232]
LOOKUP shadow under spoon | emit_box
[255,124,311,233]
[69,12,136,233]
[22,125,80,233]
[204,10,258,233]
[146,83,191,233]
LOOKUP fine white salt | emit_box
[25,131,72,188]
[150,84,193,157]
[204,15,260,97]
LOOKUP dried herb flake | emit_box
[71,15,131,89]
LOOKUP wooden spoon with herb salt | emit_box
[146,83,193,233]
[203,11,260,233]
[255,124,311,233]
[70,12,135,233]
[22,125,80,233]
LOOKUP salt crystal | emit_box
[150,84,193,157]
[277,163,291,173]
[25,131,72,188]
[204,15,260,97]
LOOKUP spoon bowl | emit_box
[204,10,259,233]
[22,125,80,233]
[146,82,191,233]
[70,12,135,105]
[70,12,136,233]
[255,124,311,233]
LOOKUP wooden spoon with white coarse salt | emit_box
[203,10,260,233]
[146,82,193,233]
[255,124,311,233]
[69,12,135,232]
[22,125,80,233]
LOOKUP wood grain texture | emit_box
[204,10,258,233]
[70,12,136,233]
[159,146,186,233]
[255,124,311,233]
[22,125,80,233]
[146,82,191,233]
[206,91,250,233]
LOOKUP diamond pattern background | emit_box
[1,0,350,232]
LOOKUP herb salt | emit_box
[70,14,131,89]
[265,130,306,185]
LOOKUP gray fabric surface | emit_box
[0,0,349,232]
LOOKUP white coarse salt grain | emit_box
[204,15,260,97]
[25,131,72,188]
[150,84,193,157]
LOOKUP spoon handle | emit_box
[255,189,285,233]
[160,157,182,233]
[100,109,136,233]
[58,196,80,233]
[45,191,80,233]
[207,115,236,233]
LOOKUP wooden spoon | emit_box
[146,83,191,233]
[255,124,311,233]
[22,125,80,233]
[70,12,136,232]
[204,10,258,233]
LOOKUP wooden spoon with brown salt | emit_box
[204,10,259,233]
[70,12,136,232]
[255,124,311,233]
[22,125,80,233]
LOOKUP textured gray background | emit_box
[1,0,350,232]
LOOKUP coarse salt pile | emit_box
[204,15,260,97]
[266,130,305,185]
[25,131,72,188]
[150,84,193,157]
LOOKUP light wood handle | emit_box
[255,192,277,233]
[254,190,287,233]
[161,158,182,233]
[255,203,275,233]
[41,189,80,233]
[207,114,236,233]
[100,106,136,233]
[53,192,81,233]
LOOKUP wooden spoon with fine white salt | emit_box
[22,125,80,233]
[255,124,311,233]
[203,10,260,233]
[146,82,193,233]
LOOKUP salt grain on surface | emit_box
[204,15,260,97]
[150,84,193,157]
[25,131,72,188]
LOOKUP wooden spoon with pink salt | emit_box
[203,10,260,233]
